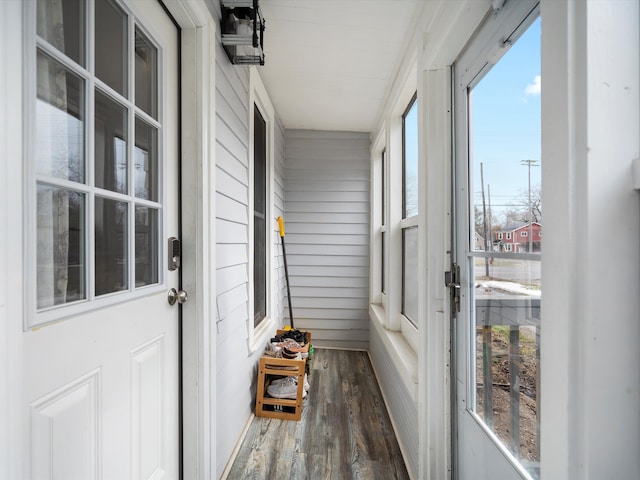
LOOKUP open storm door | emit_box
[452,2,542,479]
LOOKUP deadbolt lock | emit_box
[168,237,181,271]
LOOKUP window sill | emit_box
[369,304,419,401]
[249,316,276,355]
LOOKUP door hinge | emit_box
[444,263,461,314]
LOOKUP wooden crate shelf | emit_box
[255,356,306,421]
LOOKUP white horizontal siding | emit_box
[273,117,287,326]
[214,43,252,480]
[214,43,287,477]
[284,129,370,349]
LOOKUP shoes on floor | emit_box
[267,376,307,399]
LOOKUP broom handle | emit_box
[278,216,295,329]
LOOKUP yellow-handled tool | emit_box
[277,216,295,329]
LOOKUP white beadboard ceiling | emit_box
[258,0,422,132]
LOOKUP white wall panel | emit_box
[215,265,248,297]
[214,45,286,476]
[369,331,418,478]
[215,245,247,269]
[216,193,248,224]
[215,120,248,166]
[286,180,368,192]
[284,129,370,349]
[213,47,253,478]
[215,142,248,184]
[285,222,369,235]
[214,218,247,245]
[215,167,247,202]
[216,284,248,321]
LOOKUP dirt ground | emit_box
[475,326,539,462]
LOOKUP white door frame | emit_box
[158,1,218,478]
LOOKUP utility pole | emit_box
[520,159,539,252]
[488,183,493,255]
[480,162,489,276]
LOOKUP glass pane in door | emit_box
[468,17,541,475]
[37,186,85,308]
[134,27,158,119]
[134,117,158,201]
[95,90,128,193]
[95,196,128,295]
[37,0,85,66]
[95,0,127,96]
[36,51,85,182]
[135,206,158,286]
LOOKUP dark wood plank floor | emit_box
[225,349,410,479]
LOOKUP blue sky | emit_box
[401,18,540,222]
[471,17,541,220]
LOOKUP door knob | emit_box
[168,288,188,305]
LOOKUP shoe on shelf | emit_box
[267,376,306,399]
[270,373,310,392]
[281,348,302,360]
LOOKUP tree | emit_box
[515,184,542,223]
[474,205,485,239]
[500,184,542,226]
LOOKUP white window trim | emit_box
[248,67,276,352]
[370,126,386,306]
[368,64,419,393]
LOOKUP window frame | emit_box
[252,104,267,328]
[24,0,169,329]
[401,93,419,328]
[381,148,386,296]
[248,67,276,349]
[370,128,387,307]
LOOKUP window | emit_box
[253,105,267,327]
[521,230,528,237]
[248,67,275,342]
[402,94,418,326]
[31,0,162,326]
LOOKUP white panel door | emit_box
[452,1,541,479]
[25,0,180,478]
